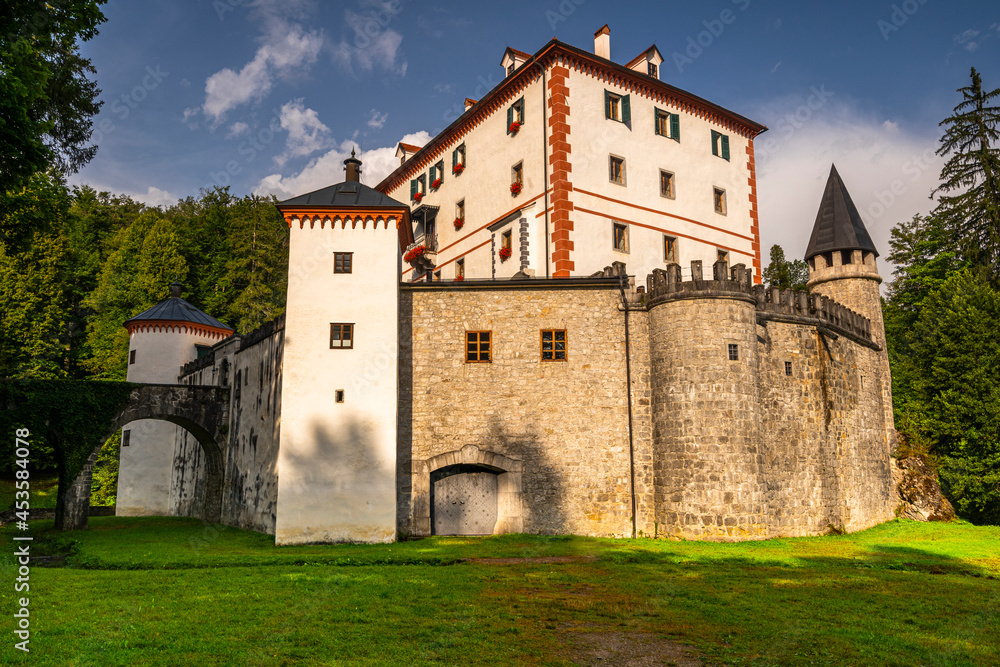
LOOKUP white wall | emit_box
[275,217,400,544]
[117,326,220,516]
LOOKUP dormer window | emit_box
[648,62,657,78]
[507,63,514,76]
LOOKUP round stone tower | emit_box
[117,283,234,516]
[646,259,766,541]
[804,165,895,441]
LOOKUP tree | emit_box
[0,1,106,199]
[762,244,808,291]
[906,270,1000,524]
[83,211,188,379]
[933,67,1000,278]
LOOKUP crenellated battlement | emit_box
[643,259,876,348]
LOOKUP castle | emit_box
[116,28,896,544]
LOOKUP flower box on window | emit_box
[452,163,465,175]
[454,275,464,282]
[508,121,521,134]
[499,247,512,262]
[431,178,442,190]
[413,191,424,203]
[403,245,426,262]
[510,182,522,196]
[454,217,465,230]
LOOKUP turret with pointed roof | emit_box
[805,164,878,262]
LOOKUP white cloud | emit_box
[751,96,943,281]
[255,131,431,199]
[275,99,332,165]
[227,121,250,138]
[367,109,388,129]
[196,6,323,125]
[954,29,981,52]
[332,7,406,76]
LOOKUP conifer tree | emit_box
[762,244,808,291]
[933,67,1000,277]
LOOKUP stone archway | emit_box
[59,384,230,531]
[422,445,523,535]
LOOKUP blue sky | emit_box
[72,0,1000,264]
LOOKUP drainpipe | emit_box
[618,273,637,539]
[542,66,551,278]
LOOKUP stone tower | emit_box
[118,282,234,516]
[273,150,411,545]
[804,164,895,442]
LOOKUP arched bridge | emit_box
[62,384,230,531]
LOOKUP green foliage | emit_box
[0,1,107,213]
[933,67,1000,278]
[89,431,119,506]
[0,380,136,486]
[761,244,808,291]
[83,211,189,379]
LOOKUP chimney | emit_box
[594,24,610,60]
[344,147,362,182]
[169,282,183,298]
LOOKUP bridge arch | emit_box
[61,384,230,531]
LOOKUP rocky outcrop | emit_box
[892,456,955,521]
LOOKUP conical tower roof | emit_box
[124,282,234,336]
[804,165,878,261]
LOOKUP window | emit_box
[330,323,354,349]
[335,390,345,403]
[507,97,524,134]
[711,130,731,160]
[466,331,491,363]
[609,155,625,184]
[717,249,730,263]
[664,235,678,263]
[785,361,793,376]
[512,162,523,185]
[841,250,853,266]
[507,63,514,76]
[429,161,443,188]
[655,109,680,141]
[410,174,426,201]
[456,199,465,222]
[660,170,675,198]
[604,90,631,124]
[334,252,353,274]
[129,349,136,365]
[452,143,466,173]
[502,230,512,251]
[648,62,658,78]
[728,344,739,361]
[541,329,567,361]
[612,222,629,253]
[713,187,727,215]
[456,258,465,280]
[121,430,131,447]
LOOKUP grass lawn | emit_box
[0,474,59,511]
[0,517,997,666]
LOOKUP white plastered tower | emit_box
[273,151,411,544]
[117,283,234,516]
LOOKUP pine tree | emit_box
[762,244,808,291]
[933,67,1000,278]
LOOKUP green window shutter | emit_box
[721,134,730,160]
[518,97,525,121]
[410,179,417,198]
[507,104,513,132]
[670,114,680,142]
[452,148,457,168]
[711,130,719,156]
[622,95,631,125]
[654,108,662,135]
[604,90,611,119]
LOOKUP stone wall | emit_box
[400,278,640,538]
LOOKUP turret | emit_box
[118,283,234,517]
[273,153,411,545]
